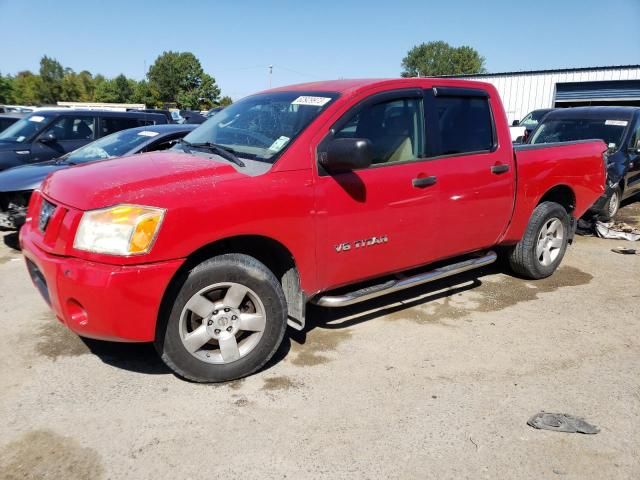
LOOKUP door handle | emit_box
[491,164,510,174]
[412,176,437,188]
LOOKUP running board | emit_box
[312,251,497,308]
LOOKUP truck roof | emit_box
[263,77,491,96]
[545,106,640,120]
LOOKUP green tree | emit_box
[77,70,95,101]
[401,41,486,77]
[12,71,42,105]
[60,68,82,101]
[147,51,221,108]
[94,78,120,103]
[131,80,159,107]
[0,73,14,103]
[113,74,134,103]
[38,55,64,104]
[218,95,233,107]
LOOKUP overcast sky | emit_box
[1,0,638,99]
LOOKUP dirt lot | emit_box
[1,202,639,480]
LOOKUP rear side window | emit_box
[100,117,152,136]
[429,95,494,156]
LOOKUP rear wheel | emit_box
[155,254,287,382]
[508,202,570,279]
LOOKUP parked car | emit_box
[0,105,34,113]
[0,113,24,133]
[529,106,640,219]
[510,108,554,142]
[179,110,207,124]
[205,106,224,118]
[0,109,167,172]
[127,108,176,124]
[0,124,196,229]
[20,79,606,382]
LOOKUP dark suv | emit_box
[529,106,640,219]
[0,110,167,171]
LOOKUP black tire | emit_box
[600,185,622,221]
[155,254,287,383]
[508,201,570,280]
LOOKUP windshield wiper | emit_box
[179,139,245,167]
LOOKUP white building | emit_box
[456,65,640,124]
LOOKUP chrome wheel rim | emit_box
[179,282,266,364]
[536,218,564,267]
[608,191,619,218]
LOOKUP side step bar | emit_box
[312,251,497,308]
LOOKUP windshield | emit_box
[0,113,53,143]
[179,91,338,162]
[62,128,160,163]
[530,118,628,148]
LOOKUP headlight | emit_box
[73,204,165,255]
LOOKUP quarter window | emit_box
[430,95,494,156]
[334,98,422,165]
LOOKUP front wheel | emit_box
[508,201,570,279]
[155,254,287,382]
[601,186,622,221]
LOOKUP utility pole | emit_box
[269,65,273,88]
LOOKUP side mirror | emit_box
[631,138,640,153]
[511,119,520,126]
[39,131,57,144]
[320,138,373,173]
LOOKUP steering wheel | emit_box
[222,127,275,147]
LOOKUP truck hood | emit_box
[41,151,240,211]
[0,160,67,192]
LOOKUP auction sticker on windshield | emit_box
[29,115,45,123]
[605,120,628,127]
[291,96,332,107]
[138,131,160,137]
[269,136,290,151]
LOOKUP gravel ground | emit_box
[0,202,639,480]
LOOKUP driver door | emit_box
[315,90,440,290]
[31,115,96,162]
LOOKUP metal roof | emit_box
[447,65,640,78]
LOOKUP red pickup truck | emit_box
[20,79,606,382]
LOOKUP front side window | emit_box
[180,91,338,163]
[530,118,629,149]
[334,97,422,164]
[45,115,95,141]
[430,95,494,156]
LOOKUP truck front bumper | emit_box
[21,230,184,342]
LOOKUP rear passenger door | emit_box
[422,87,514,259]
[98,116,145,138]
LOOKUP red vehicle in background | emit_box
[20,78,606,382]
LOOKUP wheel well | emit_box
[182,235,297,282]
[157,236,306,338]
[538,185,576,214]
